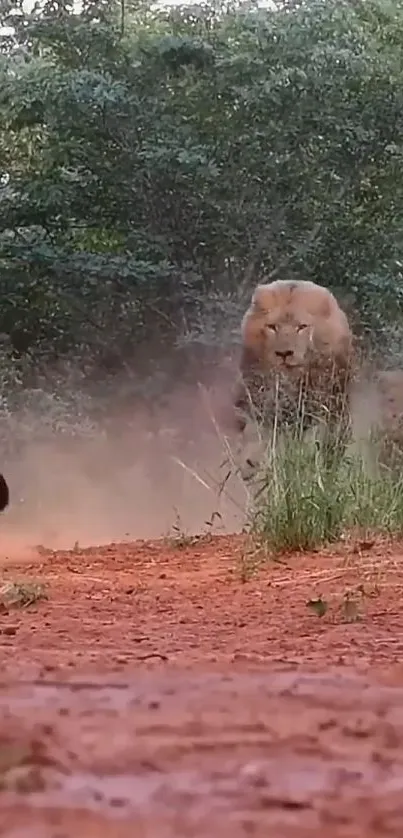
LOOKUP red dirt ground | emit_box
[1,533,403,836]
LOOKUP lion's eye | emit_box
[266,324,277,332]
[297,324,308,332]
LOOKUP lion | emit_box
[350,369,403,469]
[232,279,355,472]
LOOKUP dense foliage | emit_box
[1,0,403,369]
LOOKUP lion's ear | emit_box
[240,299,267,377]
[250,284,271,314]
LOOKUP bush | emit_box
[244,424,403,553]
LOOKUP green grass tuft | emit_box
[244,429,403,554]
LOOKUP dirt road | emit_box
[1,534,403,836]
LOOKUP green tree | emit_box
[0,0,402,363]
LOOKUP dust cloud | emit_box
[0,348,396,561]
[0,363,248,555]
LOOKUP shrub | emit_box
[244,422,403,553]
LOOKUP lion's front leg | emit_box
[231,371,275,478]
[230,404,273,483]
[318,395,351,474]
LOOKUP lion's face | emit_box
[241,279,352,375]
[259,315,314,372]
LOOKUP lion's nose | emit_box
[275,349,294,360]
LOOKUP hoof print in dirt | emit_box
[0,474,9,512]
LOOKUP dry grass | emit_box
[0,580,47,608]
